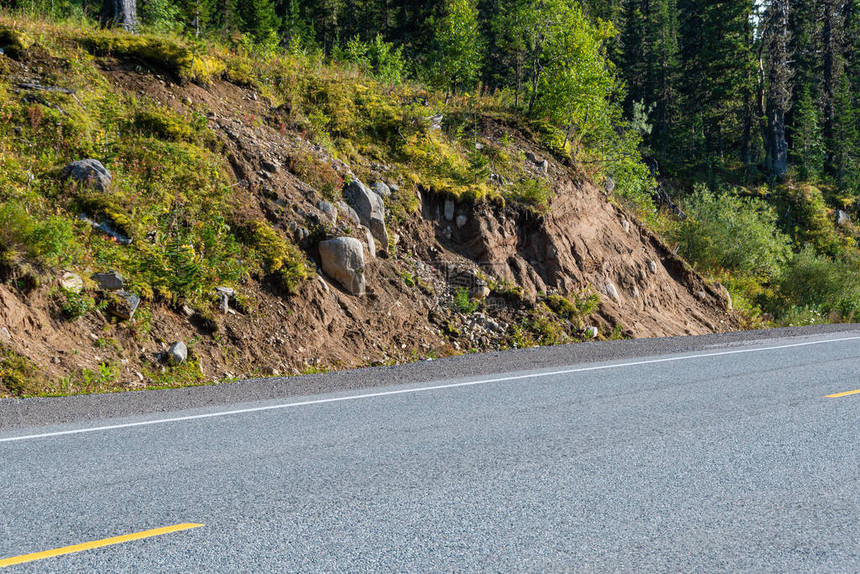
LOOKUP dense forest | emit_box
[1,0,860,330]
[10,0,856,190]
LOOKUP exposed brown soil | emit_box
[0,58,738,396]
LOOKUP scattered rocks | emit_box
[63,159,111,193]
[456,215,468,229]
[167,341,187,365]
[60,272,83,293]
[319,237,366,296]
[93,271,123,291]
[343,179,388,245]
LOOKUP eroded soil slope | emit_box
[0,55,737,394]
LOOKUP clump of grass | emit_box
[0,345,41,397]
[78,31,225,84]
[453,287,480,314]
[546,290,601,327]
[243,221,312,295]
[54,287,96,319]
[286,153,343,202]
[508,178,552,212]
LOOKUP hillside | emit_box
[0,18,736,396]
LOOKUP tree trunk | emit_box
[100,0,137,32]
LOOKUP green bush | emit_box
[546,290,601,327]
[774,247,860,319]
[669,186,791,279]
[508,178,551,211]
[453,287,479,313]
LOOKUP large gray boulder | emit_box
[319,237,366,296]
[64,159,111,193]
[343,180,388,246]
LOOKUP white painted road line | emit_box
[2,335,859,444]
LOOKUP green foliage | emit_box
[774,247,860,320]
[244,221,312,294]
[546,290,601,327]
[668,186,791,279]
[343,33,406,84]
[453,287,479,313]
[79,30,225,84]
[0,345,41,397]
[0,202,84,268]
[772,183,845,257]
[508,178,551,211]
[286,153,343,201]
[430,0,483,94]
[56,287,96,320]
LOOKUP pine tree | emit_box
[237,0,280,46]
[762,0,793,179]
[791,84,825,181]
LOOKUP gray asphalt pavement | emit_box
[1,328,860,571]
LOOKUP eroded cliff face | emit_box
[419,177,735,340]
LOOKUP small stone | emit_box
[585,326,599,338]
[370,182,392,198]
[219,293,230,313]
[261,160,279,173]
[363,226,377,258]
[63,159,111,193]
[604,177,616,194]
[603,282,621,303]
[444,200,455,221]
[181,305,194,317]
[107,290,140,320]
[215,287,235,296]
[622,220,630,233]
[60,272,83,293]
[648,260,658,274]
[837,210,851,227]
[318,200,338,223]
[167,341,187,365]
[538,159,549,175]
[1,327,11,340]
[456,215,468,229]
[93,271,123,291]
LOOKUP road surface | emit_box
[1,327,859,571]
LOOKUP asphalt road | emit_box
[1,327,860,571]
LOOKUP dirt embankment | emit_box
[0,64,737,395]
